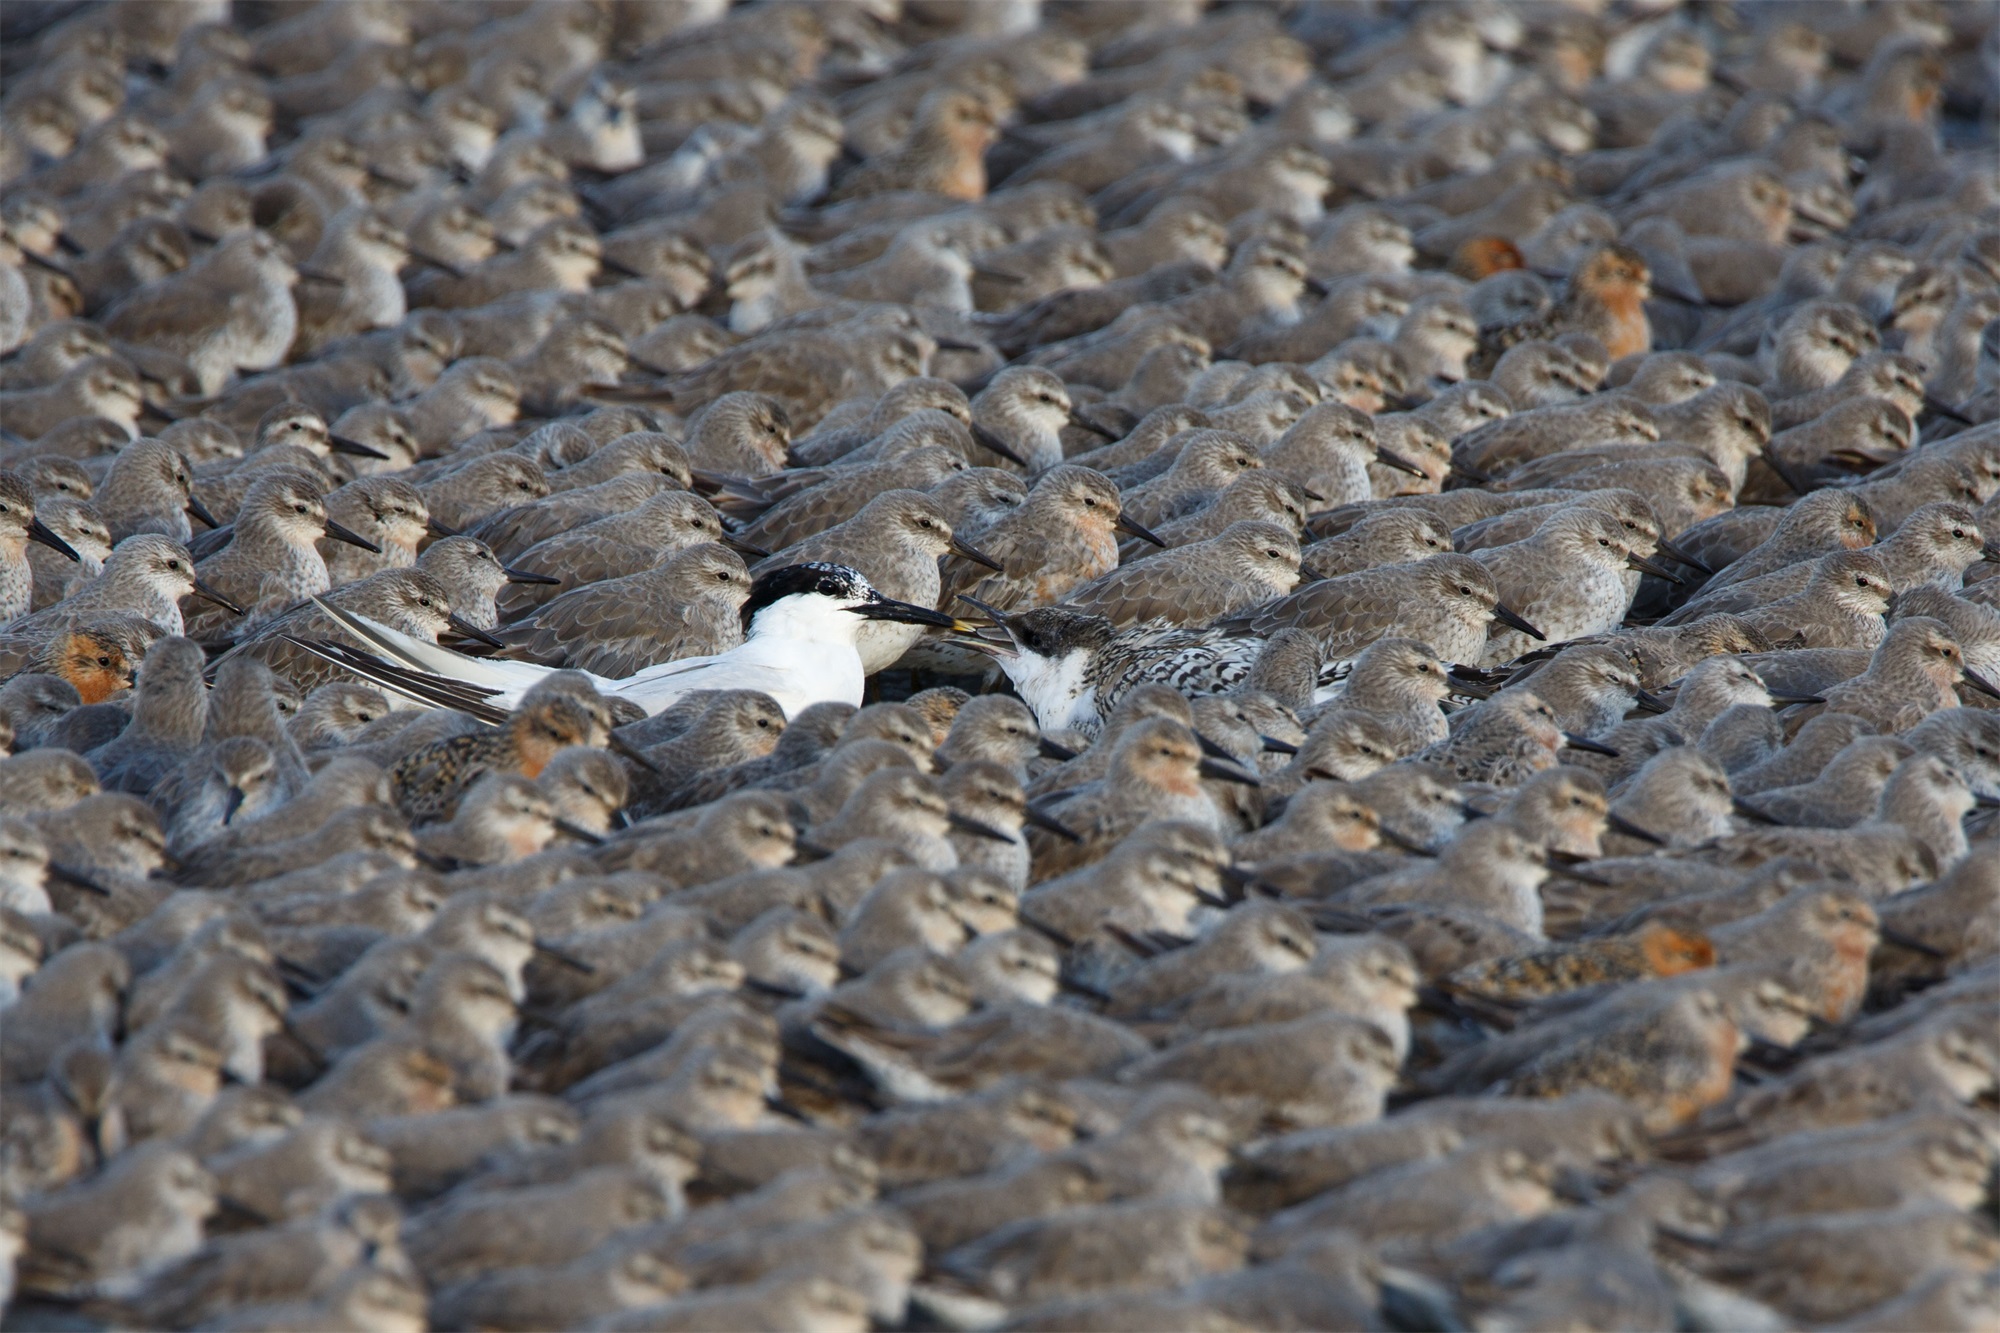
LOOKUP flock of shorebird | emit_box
[1,0,1998,1329]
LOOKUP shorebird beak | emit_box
[1633,689,1672,714]
[1731,797,1780,825]
[1982,543,2000,565]
[1605,811,1667,845]
[792,836,835,862]
[223,785,246,824]
[1197,755,1263,786]
[191,578,245,615]
[186,495,221,529]
[852,594,976,631]
[329,433,392,460]
[1374,446,1429,477]
[1923,394,1972,425]
[1114,513,1167,547]
[54,232,84,255]
[967,422,1028,467]
[1654,537,1712,575]
[444,614,505,649]
[1877,926,1946,958]
[535,940,597,972]
[1491,601,1546,640]
[1758,446,1809,495]
[1766,691,1825,705]
[948,811,1019,844]
[49,861,115,896]
[721,534,771,559]
[1067,410,1116,439]
[503,565,562,585]
[934,336,986,353]
[323,519,382,552]
[1963,668,2000,700]
[406,247,468,278]
[552,817,605,845]
[1021,805,1082,841]
[27,517,80,561]
[1261,734,1300,755]
[295,264,345,284]
[1626,552,1683,584]
[1037,734,1077,762]
[1377,823,1437,856]
[946,536,1003,571]
[607,731,666,776]
[1561,732,1619,756]
[1653,274,1707,306]
[599,254,647,279]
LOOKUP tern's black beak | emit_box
[947,535,1003,571]
[323,519,382,552]
[27,517,79,562]
[1492,601,1546,640]
[1114,512,1167,547]
[851,594,979,632]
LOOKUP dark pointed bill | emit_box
[948,810,1019,844]
[969,421,1030,466]
[947,536,1003,572]
[1021,805,1082,841]
[1605,811,1667,846]
[445,614,505,649]
[186,495,222,529]
[1114,512,1167,547]
[323,519,382,552]
[1197,755,1262,786]
[329,433,392,460]
[1655,537,1713,575]
[1067,410,1116,439]
[852,593,980,632]
[1963,668,2000,701]
[1561,732,1619,756]
[27,517,80,561]
[1375,446,1429,477]
[191,578,245,615]
[503,565,563,585]
[1626,552,1683,584]
[1491,601,1546,640]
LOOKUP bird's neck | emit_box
[746,596,863,646]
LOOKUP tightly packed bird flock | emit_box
[3,0,2000,1328]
